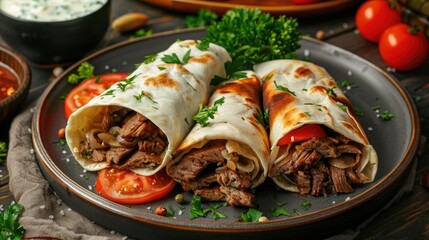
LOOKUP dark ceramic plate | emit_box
[32,28,420,240]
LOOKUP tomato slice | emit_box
[64,73,128,119]
[277,124,327,146]
[96,168,176,204]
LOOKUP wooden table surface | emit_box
[1,0,428,239]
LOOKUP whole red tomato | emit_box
[379,23,429,71]
[355,0,401,42]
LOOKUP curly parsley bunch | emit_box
[202,8,301,68]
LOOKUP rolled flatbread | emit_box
[65,40,231,176]
[254,59,378,196]
[166,71,270,207]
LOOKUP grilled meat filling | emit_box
[79,106,167,170]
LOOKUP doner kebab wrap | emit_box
[254,59,378,196]
[66,40,231,175]
[167,71,270,207]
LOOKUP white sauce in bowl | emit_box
[0,0,108,22]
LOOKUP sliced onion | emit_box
[98,132,121,148]
[226,159,237,171]
[109,126,121,136]
[327,154,360,169]
[86,129,105,149]
[116,134,138,147]
[236,157,255,173]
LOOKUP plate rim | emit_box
[32,28,421,233]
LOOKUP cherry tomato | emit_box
[355,0,401,42]
[96,168,176,204]
[64,73,128,119]
[379,24,429,71]
[277,124,327,146]
[291,0,322,4]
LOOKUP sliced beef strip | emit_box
[101,106,129,132]
[106,147,134,165]
[329,165,354,193]
[219,186,256,208]
[270,148,323,177]
[217,168,252,190]
[138,136,167,155]
[181,173,218,191]
[294,171,311,195]
[337,143,362,154]
[119,113,157,140]
[114,150,163,169]
[194,187,226,202]
[92,149,107,162]
[167,140,226,183]
[310,163,330,197]
[300,137,340,158]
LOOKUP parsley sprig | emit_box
[274,81,296,96]
[241,208,263,222]
[210,58,247,86]
[161,49,191,65]
[67,62,95,85]
[193,97,225,127]
[0,141,7,166]
[189,195,227,220]
[0,203,25,239]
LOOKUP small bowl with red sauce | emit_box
[0,45,31,122]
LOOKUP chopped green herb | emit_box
[95,75,102,83]
[270,207,292,217]
[143,54,158,64]
[158,66,166,71]
[301,200,312,211]
[130,28,153,39]
[276,201,288,207]
[262,74,273,83]
[337,102,348,112]
[67,62,95,85]
[117,75,137,91]
[371,105,381,110]
[193,97,225,127]
[184,117,190,126]
[302,88,308,91]
[257,109,269,130]
[0,203,25,239]
[134,91,157,104]
[379,110,394,121]
[189,195,226,220]
[341,80,357,88]
[0,141,7,166]
[167,204,175,217]
[101,89,116,97]
[210,58,246,86]
[196,40,210,51]
[162,49,192,65]
[59,92,68,100]
[354,107,365,117]
[327,84,338,97]
[274,81,296,96]
[305,112,311,117]
[185,9,218,28]
[241,208,263,222]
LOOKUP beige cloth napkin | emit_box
[6,102,422,240]
[7,103,125,240]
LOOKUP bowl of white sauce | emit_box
[0,0,111,65]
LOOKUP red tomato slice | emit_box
[96,168,176,204]
[64,73,128,119]
[277,124,327,146]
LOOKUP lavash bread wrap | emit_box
[166,71,270,207]
[66,40,231,176]
[254,59,378,196]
